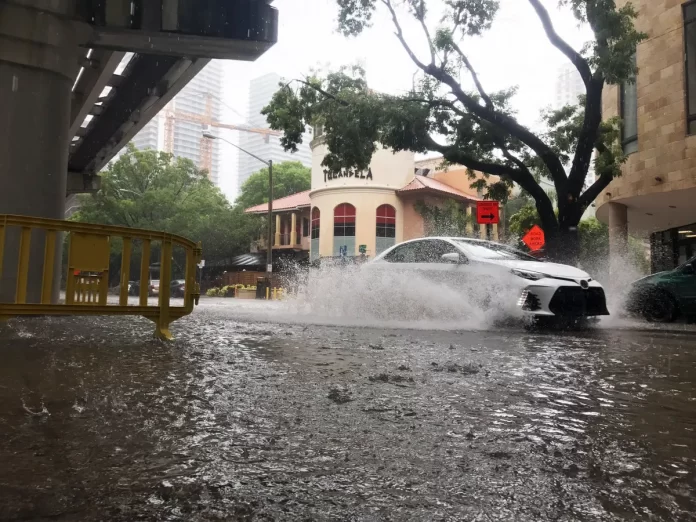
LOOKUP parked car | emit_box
[365,237,609,322]
[170,279,186,298]
[128,280,156,297]
[625,256,696,322]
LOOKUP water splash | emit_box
[250,261,525,331]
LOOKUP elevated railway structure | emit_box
[0,0,279,303]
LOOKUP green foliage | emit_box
[507,206,649,274]
[73,145,263,268]
[561,0,646,84]
[414,199,474,236]
[503,194,532,230]
[508,204,541,237]
[262,0,647,258]
[235,161,311,210]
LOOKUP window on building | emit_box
[310,207,320,261]
[620,53,638,154]
[333,203,356,256]
[302,217,310,238]
[685,2,696,134]
[375,204,396,255]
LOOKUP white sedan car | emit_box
[366,237,609,321]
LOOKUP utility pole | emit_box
[202,132,274,292]
[267,160,273,283]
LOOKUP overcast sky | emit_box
[216,0,592,200]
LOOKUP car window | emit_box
[383,242,417,263]
[383,240,462,263]
[453,239,539,261]
[678,256,696,272]
[413,240,461,263]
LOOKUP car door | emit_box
[669,258,696,314]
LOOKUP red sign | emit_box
[476,201,499,225]
[522,225,545,251]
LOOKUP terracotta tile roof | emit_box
[245,190,312,214]
[398,175,481,202]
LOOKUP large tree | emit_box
[235,160,311,210]
[73,145,262,266]
[262,0,645,260]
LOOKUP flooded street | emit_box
[1,300,696,521]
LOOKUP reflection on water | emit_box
[0,310,695,520]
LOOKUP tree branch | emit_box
[577,142,614,211]
[401,97,467,117]
[422,64,568,196]
[450,42,493,108]
[578,143,610,210]
[578,173,612,212]
[501,147,528,173]
[421,134,555,220]
[286,78,351,107]
[415,0,436,65]
[527,0,592,88]
[567,76,604,197]
[382,0,430,72]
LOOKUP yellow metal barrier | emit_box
[0,215,201,340]
[265,287,286,301]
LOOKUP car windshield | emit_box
[452,240,540,262]
[678,256,696,269]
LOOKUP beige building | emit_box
[245,133,503,263]
[598,0,696,271]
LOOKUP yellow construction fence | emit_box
[0,214,201,339]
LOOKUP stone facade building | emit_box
[598,0,696,271]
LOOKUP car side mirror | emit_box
[441,252,466,264]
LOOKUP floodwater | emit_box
[1,299,695,521]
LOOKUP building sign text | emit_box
[324,168,374,182]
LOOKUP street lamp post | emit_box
[202,132,274,288]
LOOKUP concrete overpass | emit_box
[0,0,278,302]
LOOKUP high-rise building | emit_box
[112,60,224,186]
[237,73,312,192]
[167,61,223,185]
[553,63,585,110]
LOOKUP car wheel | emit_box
[642,291,677,323]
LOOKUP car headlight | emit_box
[511,268,546,281]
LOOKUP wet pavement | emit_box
[1,300,696,520]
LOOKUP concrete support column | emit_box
[608,202,628,279]
[274,215,281,247]
[466,206,473,236]
[492,224,499,241]
[290,212,297,246]
[0,0,82,303]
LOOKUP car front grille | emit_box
[549,287,609,316]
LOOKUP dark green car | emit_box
[626,256,696,322]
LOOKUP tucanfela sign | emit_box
[324,168,374,182]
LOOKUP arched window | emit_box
[310,207,320,261]
[375,204,396,255]
[333,203,356,257]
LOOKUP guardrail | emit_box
[0,215,201,340]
